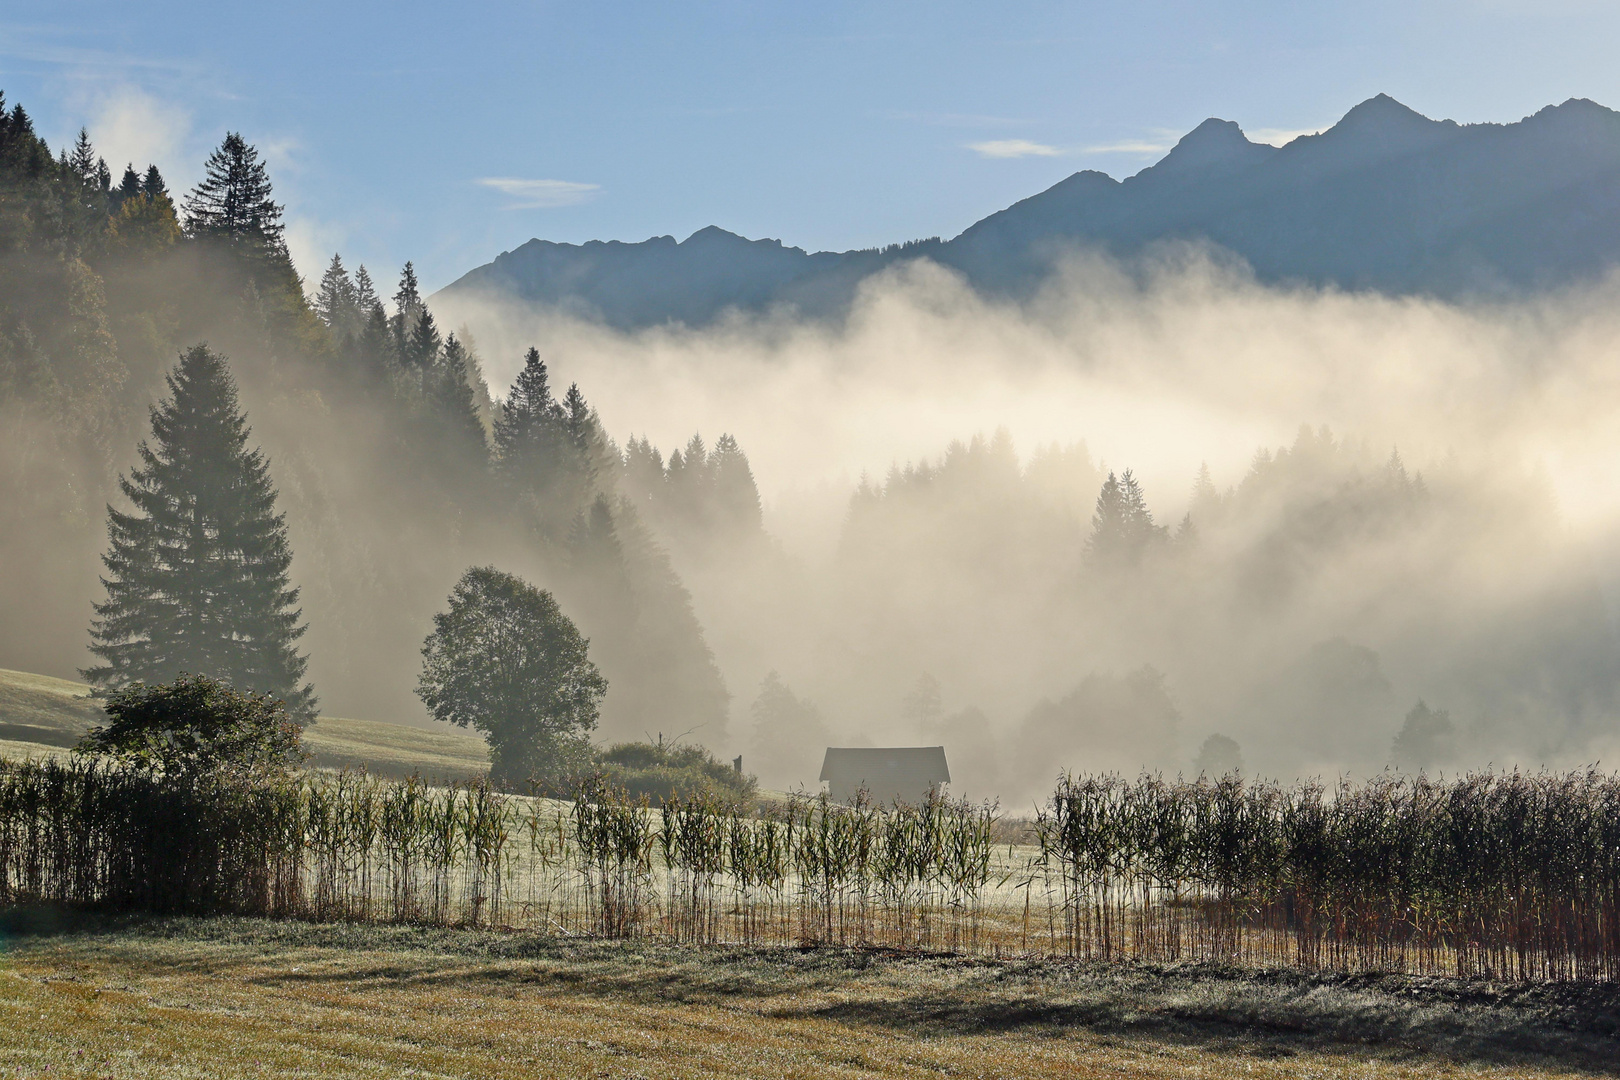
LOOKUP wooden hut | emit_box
[819,746,950,806]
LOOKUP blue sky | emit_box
[4,1,1617,291]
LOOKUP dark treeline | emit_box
[0,90,760,745]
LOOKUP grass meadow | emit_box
[3,910,1619,1079]
[0,667,491,781]
[5,667,1620,1077]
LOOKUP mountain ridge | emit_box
[436,95,1620,326]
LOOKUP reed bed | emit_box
[1035,771,1620,980]
[4,758,1619,980]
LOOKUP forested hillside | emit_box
[0,90,751,743]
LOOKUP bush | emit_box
[592,740,755,806]
[78,674,305,774]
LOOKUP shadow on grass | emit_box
[8,905,1620,1075]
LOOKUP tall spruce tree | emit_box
[351,264,380,315]
[314,254,361,340]
[494,347,563,472]
[406,305,442,370]
[84,345,316,718]
[1086,469,1163,567]
[141,164,167,199]
[711,433,763,535]
[390,262,424,361]
[433,334,489,458]
[182,133,285,250]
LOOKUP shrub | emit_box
[77,674,305,774]
[593,740,756,806]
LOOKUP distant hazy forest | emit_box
[3,90,1616,802]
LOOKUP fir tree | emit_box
[621,436,665,508]
[141,164,167,199]
[494,347,563,473]
[356,302,393,379]
[1086,469,1163,567]
[351,264,380,315]
[84,345,315,718]
[390,262,423,359]
[313,254,361,340]
[66,128,97,186]
[182,133,285,249]
[567,495,636,639]
[406,305,442,370]
[114,164,141,208]
[1189,462,1221,524]
[433,333,489,458]
[711,433,763,535]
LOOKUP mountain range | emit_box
[435,95,1620,328]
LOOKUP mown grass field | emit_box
[0,668,490,781]
[2,910,1617,1079]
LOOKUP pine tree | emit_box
[66,128,97,186]
[566,495,636,641]
[141,164,167,199]
[711,433,763,535]
[114,164,141,208]
[182,133,285,249]
[621,437,665,508]
[433,334,489,459]
[313,254,361,339]
[1086,469,1163,567]
[493,348,600,536]
[561,382,598,488]
[1189,462,1221,524]
[84,345,316,718]
[494,347,563,471]
[406,305,442,370]
[351,264,380,314]
[356,302,393,379]
[390,262,423,360]
[62,128,109,244]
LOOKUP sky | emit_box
[4,1,1619,292]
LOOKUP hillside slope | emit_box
[436,95,1620,327]
[0,669,488,781]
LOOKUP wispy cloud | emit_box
[476,177,600,209]
[85,86,191,181]
[968,139,1061,159]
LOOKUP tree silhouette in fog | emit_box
[417,566,606,789]
[182,133,285,251]
[1086,469,1164,566]
[84,345,315,718]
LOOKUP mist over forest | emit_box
[5,89,1620,807]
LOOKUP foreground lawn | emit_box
[1,912,1617,1079]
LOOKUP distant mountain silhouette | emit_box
[436,96,1620,327]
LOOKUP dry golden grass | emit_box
[0,914,1614,1079]
[0,667,490,781]
[299,714,488,781]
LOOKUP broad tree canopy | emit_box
[417,566,607,788]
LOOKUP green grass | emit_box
[0,667,490,781]
[0,909,1615,1078]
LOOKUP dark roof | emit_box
[819,746,950,783]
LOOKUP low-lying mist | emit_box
[436,247,1620,802]
[8,235,1620,809]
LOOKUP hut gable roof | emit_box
[819,746,950,784]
